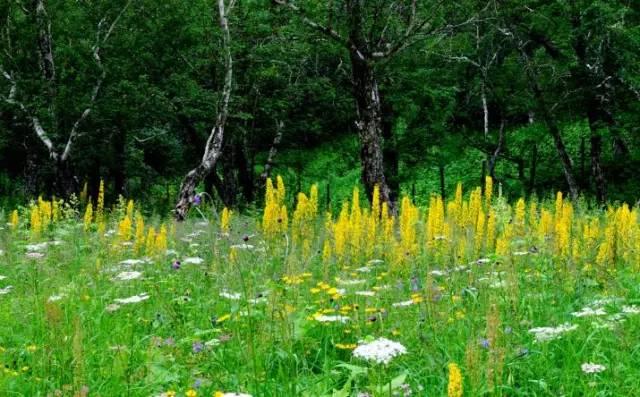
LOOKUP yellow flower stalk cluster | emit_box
[9,210,19,229]
[256,177,640,276]
[262,176,287,237]
[220,207,232,234]
[83,203,93,232]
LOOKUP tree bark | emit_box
[487,118,505,179]
[381,97,399,203]
[587,111,606,203]
[522,54,579,199]
[174,0,233,221]
[260,120,283,182]
[528,143,538,195]
[350,53,394,211]
[438,162,446,199]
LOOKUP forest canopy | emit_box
[1,0,639,211]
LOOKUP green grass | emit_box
[1,193,640,397]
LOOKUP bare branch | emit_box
[60,0,133,161]
[273,0,365,61]
[372,11,478,60]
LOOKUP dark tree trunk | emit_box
[113,125,127,196]
[24,151,39,197]
[349,53,395,211]
[528,75,579,199]
[381,97,399,203]
[438,162,446,199]
[53,159,76,197]
[235,137,253,203]
[528,143,538,196]
[579,136,587,189]
[487,118,505,179]
[219,142,237,207]
[587,109,607,203]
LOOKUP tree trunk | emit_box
[174,0,232,221]
[349,53,395,211]
[527,73,579,199]
[439,162,446,199]
[113,125,127,196]
[53,159,76,197]
[587,110,607,203]
[381,98,399,203]
[528,143,538,196]
[487,118,505,179]
[235,137,254,203]
[515,40,579,199]
[175,163,211,220]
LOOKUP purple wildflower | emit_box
[172,260,181,270]
[192,341,204,354]
[479,338,490,349]
[193,194,202,206]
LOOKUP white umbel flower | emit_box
[352,337,407,364]
[313,314,350,323]
[581,363,606,374]
[220,291,242,300]
[183,257,204,265]
[528,323,578,342]
[113,271,143,281]
[392,299,414,308]
[622,305,640,314]
[114,293,149,304]
[571,307,606,317]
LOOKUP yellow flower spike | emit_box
[9,209,19,229]
[186,389,197,397]
[220,207,232,234]
[83,203,93,232]
[448,362,463,397]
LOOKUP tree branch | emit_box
[273,0,366,61]
[60,0,133,161]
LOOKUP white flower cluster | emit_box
[352,337,407,364]
[113,271,143,281]
[220,291,242,300]
[528,323,578,342]
[571,307,606,317]
[114,293,149,304]
[313,314,350,323]
[0,285,13,295]
[581,362,606,374]
[183,257,204,265]
[622,305,640,314]
[392,299,414,308]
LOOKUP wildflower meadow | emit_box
[1,176,639,396]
